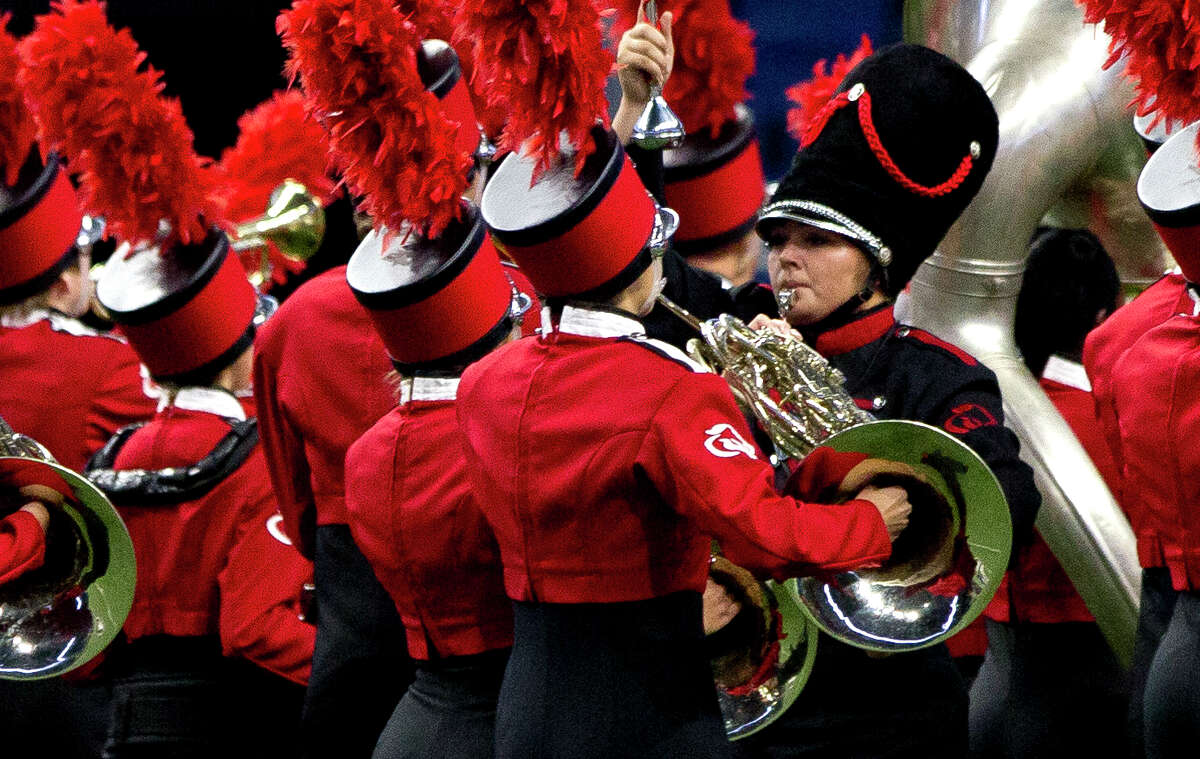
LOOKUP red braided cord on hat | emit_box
[0,15,37,187]
[18,0,224,246]
[855,90,975,198]
[786,34,873,145]
[798,90,852,149]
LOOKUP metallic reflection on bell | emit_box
[630,95,686,150]
[0,416,135,680]
[628,0,685,150]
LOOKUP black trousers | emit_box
[1144,589,1200,759]
[1130,568,1180,758]
[0,676,111,758]
[103,635,304,759]
[736,636,967,759]
[496,592,733,759]
[372,648,509,759]
[303,524,414,759]
[968,619,1127,758]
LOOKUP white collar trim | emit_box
[399,376,460,404]
[0,308,103,337]
[163,386,247,420]
[555,304,644,339]
[1041,355,1091,392]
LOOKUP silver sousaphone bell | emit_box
[629,1,686,150]
[0,416,135,680]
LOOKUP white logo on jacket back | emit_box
[704,423,757,460]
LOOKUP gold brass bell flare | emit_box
[232,179,327,264]
[630,95,686,150]
[656,293,1012,739]
[0,416,136,681]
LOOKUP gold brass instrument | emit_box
[231,179,326,289]
[657,294,1012,738]
[628,1,686,150]
[0,416,135,680]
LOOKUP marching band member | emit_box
[1083,121,1200,759]
[21,3,314,755]
[0,15,154,475]
[738,43,1040,758]
[461,124,911,759]
[272,0,498,752]
[969,227,1127,758]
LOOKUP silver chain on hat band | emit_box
[760,199,892,266]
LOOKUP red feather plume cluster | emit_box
[784,34,873,144]
[0,15,37,187]
[456,0,613,179]
[17,0,223,246]
[1078,0,1200,150]
[394,0,506,139]
[217,90,337,224]
[278,0,470,240]
[610,0,755,138]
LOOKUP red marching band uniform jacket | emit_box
[456,305,894,604]
[91,388,315,684]
[345,376,513,659]
[0,309,156,473]
[253,266,395,556]
[985,356,1123,623]
[1085,273,1200,590]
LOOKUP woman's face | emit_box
[763,220,873,326]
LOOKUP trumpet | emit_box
[657,294,1012,738]
[231,179,326,290]
[0,416,135,680]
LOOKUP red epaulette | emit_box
[895,325,979,366]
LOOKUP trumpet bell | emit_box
[794,420,1011,653]
[630,95,686,150]
[0,456,135,680]
[232,179,326,263]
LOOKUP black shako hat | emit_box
[758,44,999,297]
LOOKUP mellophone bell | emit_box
[0,414,135,680]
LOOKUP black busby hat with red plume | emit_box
[280,0,530,373]
[19,0,258,383]
[760,42,999,298]
[611,0,764,256]
[0,13,84,306]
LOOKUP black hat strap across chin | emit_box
[799,281,879,344]
[801,83,980,199]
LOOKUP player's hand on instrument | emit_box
[19,501,50,531]
[856,484,911,542]
[616,0,675,108]
[748,313,802,340]
[702,576,742,635]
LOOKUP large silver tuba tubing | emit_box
[903,0,1146,664]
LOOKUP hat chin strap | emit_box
[798,276,879,343]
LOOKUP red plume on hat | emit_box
[1079,0,1200,148]
[217,90,336,224]
[18,0,225,246]
[456,0,612,178]
[279,0,470,240]
[0,15,37,187]
[785,34,873,147]
[610,0,755,138]
[395,0,507,141]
